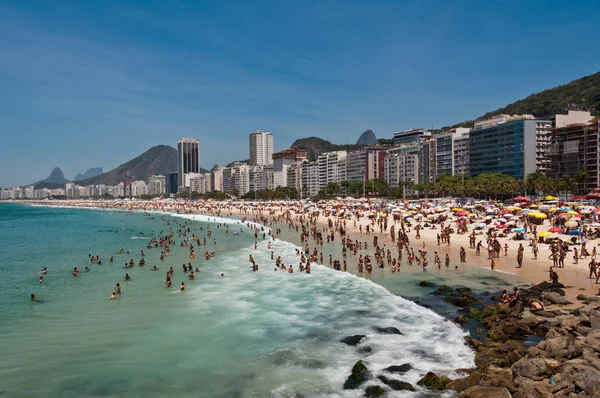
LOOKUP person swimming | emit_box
[40,267,47,274]
[151,266,159,270]
[180,282,186,292]
[124,273,131,281]
[109,292,116,300]
[39,277,44,283]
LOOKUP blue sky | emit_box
[1,0,599,187]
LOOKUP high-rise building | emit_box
[177,138,200,188]
[452,129,471,176]
[548,119,599,192]
[384,144,419,196]
[470,118,548,180]
[301,162,320,198]
[393,128,429,146]
[166,172,178,195]
[249,130,274,166]
[346,147,386,182]
[317,151,347,188]
[418,137,437,184]
[272,148,307,188]
[148,175,166,196]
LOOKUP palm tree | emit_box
[577,167,589,194]
[559,174,576,197]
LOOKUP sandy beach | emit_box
[19,198,600,304]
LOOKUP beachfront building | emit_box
[272,148,307,188]
[177,138,200,189]
[452,129,470,176]
[301,162,320,198]
[128,180,148,197]
[548,119,599,192]
[317,151,347,189]
[345,147,386,182]
[222,168,234,195]
[148,175,166,196]
[211,167,224,192]
[434,132,453,176]
[418,137,437,184]
[232,164,250,196]
[166,172,178,195]
[393,128,429,146]
[286,161,304,196]
[384,144,419,196]
[249,130,274,166]
[469,117,547,180]
[249,165,273,192]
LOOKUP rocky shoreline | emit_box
[339,281,600,397]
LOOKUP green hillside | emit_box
[456,71,600,128]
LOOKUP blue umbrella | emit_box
[567,230,581,235]
[513,227,526,233]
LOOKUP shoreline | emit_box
[16,199,598,303]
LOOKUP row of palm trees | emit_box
[314,168,591,200]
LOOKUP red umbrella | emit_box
[548,227,562,233]
[514,196,530,201]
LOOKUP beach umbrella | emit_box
[538,205,551,210]
[474,222,486,229]
[589,223,600,228]
[566,221,579,228]
[513,227,526,233]
[514,196,530,201]
[567,210,579,215]
[548,227,562,233]
[568,230,582,235]
[545,232,559,240]
[538,231,549,237]
[545,195,559,201]
[498,217,507,223]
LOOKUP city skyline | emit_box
[1,1,600,187]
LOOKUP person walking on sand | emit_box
[589,258,598,280]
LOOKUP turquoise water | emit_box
[0,203,477,397]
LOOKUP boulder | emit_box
[458,386,511,398]
[590,310,600,330]
[358,346,373,354]
[446,372,481,392]
[560,315,585,330]
[579,301,600,316]
[377,376,415,391]
[341,335,366,346]
[480,365,515,393]
[433,284,454,295]
[513,381,554,398]
[417,372,445,390]
[418,280,433,287]
[544,292,572,305]
[374,327,402,335]
[455,315,469,325]
[343,360,371,389]
[383,364,412,374]
[364,385,385,397]
[511,358,547,381]
[544,334,583,359]
[585,330,600,352]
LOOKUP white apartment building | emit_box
[452,129,471,176]
[318,151,347,188]
[148,175,166,196]
[384,144,419,196]
[249,130,274,166]
[272,148,307,188]
[129,180,148,197]
[301,162,320,198]
[211,167,224,192]
[233,164,250,196]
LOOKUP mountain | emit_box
[356,130,378,146]
[291,137,364,161]
[73,167,103,181]
[455,71,600,128]
[79,145,209,186]
[33,167,69,186]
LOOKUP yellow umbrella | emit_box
[567,210,578,215]
[545,195,558,200]
[538,231,549,237]
[532,213,548,219]
[548,207,558,212]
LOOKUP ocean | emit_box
[0,203,521,397]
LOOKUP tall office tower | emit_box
[177,138,200,188]
[249,130,274,166]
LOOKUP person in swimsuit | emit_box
[180,282,186,292]
[529,297,544,312]
[109,292,116,300]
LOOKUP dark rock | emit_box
[383,364,412,374]
[374,327,402,335]
[458,386,511,398]
[447,372,481,392]
[377,375,416,391]
[433,284,453,295]
[513,381,554,398]
[358,346,373,354]
[544,292,572,305]
[446,292,478,308]
[417,372,445,390]
[343,360,371,389]
[455,315,469,325]
[341,335,366,346]
[578,294,588,300]
[364,385,385,397]
[418,280,433,287]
